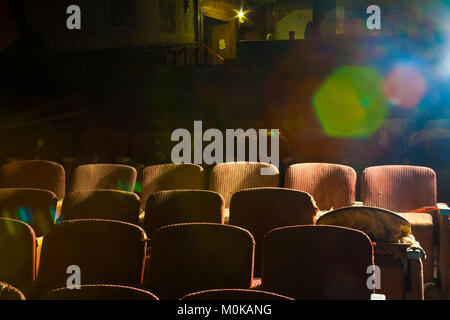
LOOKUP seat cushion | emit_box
[396,212,433,228]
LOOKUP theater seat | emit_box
[0,188,57,236]
[317,206,425,299]
[60,190,141,225]
[180,288,293,300]
[35,219,147,298]
[361,165,437,283]
[141,163,205,210]
[284,163,356,211]
[0,160,65,199]
[262,225,374,300]
[209,162,279,209]
[144,190,224,239]
[146,223,254,300]
[0,282,26,300]
[229,187,318,277]
[0,218,35,288]
[42,284,158,300]
[70,164,137,193]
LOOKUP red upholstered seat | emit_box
[0,282,26,300]
[0,188,57,236]
[146,223,255,300]
[36,219,147,298]
[316,206,425,299]
[141,163,205,210]
[70,164,137,193]
[144,190,224,239]
[262,225,374,300]
[209,162,279,208]
[361,165,437,212]
[284,163,357,211]
[0,160,65,199]
[0,218,35,288]
[229,187,318,277]
[60,190,141,225]
[361,165,437,282]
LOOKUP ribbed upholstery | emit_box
[361,165,437,212]
[361,165,437,282]
[130,132,172,165]
[42,284,158,300]
[70,164,137,193]
[0,218,35,288]
[61,190,141,225]
[262,225,374,300]
[0,188,57,236]
[284,163,356,210]
[316,206,426,299]
[142,164,205,210]
[209,162,280,208]
[229,187,318,277]
[0,282,26,300]
[144,190,224,239]
[147,223,255,300]
[37,219,147,298]
[78,130,129,164]
[180,288,293,300]
[0,160,65,199]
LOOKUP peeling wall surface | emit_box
[24,0,196,50]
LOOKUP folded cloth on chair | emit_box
[316,206,412,243]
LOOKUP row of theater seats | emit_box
[0,160,447,299]
[0,282,293,301]
[0,218,414,300]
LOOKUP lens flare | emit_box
[17,207,31,224]
[134,181,142,193]
[383,65,427,108]
[313,66,389,138]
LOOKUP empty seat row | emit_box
[1,218,381,300]
[1,282,293,301]
[0,160,444,285]
[0,159,437,211]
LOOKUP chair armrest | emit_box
[438,203,450,216]
[406,248,425,300]
[439,212,449,294]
